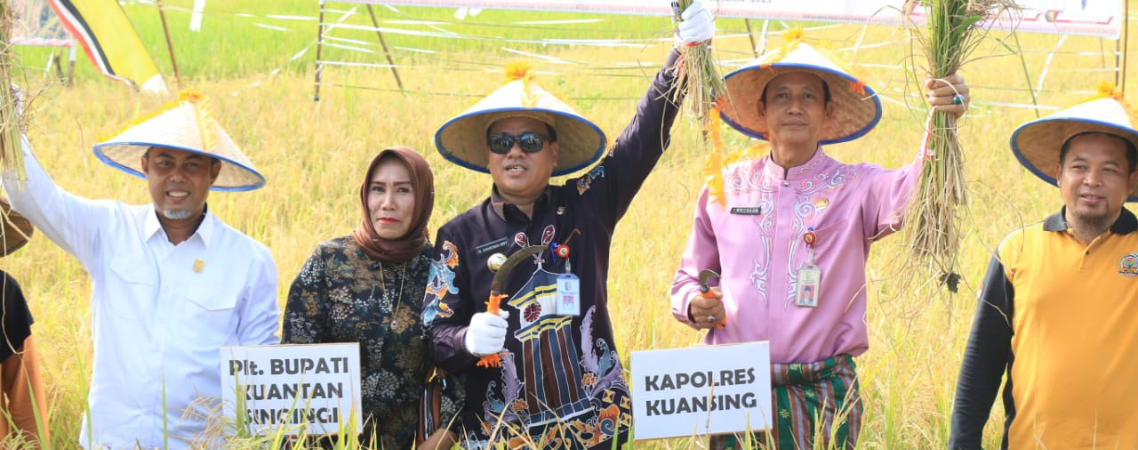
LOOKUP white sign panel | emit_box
[336,0,1122,38]
[221,343,363,436]
[631,341,772,441]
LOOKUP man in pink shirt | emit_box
[671,35,969,449]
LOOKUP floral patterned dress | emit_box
[283,236,462,449]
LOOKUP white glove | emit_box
[676,0,715,47]
[464,310,510,357]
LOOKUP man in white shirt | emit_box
[4,91,280,449]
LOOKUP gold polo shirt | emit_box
[951,207,1138,449]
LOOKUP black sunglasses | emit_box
[488,132,550,154]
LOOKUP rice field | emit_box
[6,0,1136,448]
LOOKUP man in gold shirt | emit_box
[951,89,1138,449]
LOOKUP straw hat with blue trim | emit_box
[719,32,882,145]
[1011,86,1138,201]
[93,90,265,192]
[435,63,607,177]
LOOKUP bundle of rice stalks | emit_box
[0,3,31,253]
[0,1,25,175]
[904,0,1016,289]
[668,0,725,126]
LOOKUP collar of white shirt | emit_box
[143,204,216,248]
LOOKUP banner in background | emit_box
[12,0,72,47]
[335,0,1123,38]
[46,0,166,92]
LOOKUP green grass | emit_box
[3,0,1136,448]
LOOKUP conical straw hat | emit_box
[435,65,607,176]
[0,197,33,257]
[93,90,265,191]
[1011,92,1138,200]
[720,36,881,145]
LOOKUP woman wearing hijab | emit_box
[283,147,461,449]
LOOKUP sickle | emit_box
[698,269,720,296]
[478,245,547,368]
[491,245,547,295]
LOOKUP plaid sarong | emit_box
[711,354,862,450]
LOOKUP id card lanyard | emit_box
[552,241,580,316]
[795,227,821,308]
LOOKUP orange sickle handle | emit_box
[699,289,727,329]
[476,293,508,368]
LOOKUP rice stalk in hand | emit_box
[0,1,26,175]
[0,2,32,252]
[667,0,724,127]
[903,0,1017,289]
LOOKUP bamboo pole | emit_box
[744,19,758,58]
[366,4,404,91]
[313,0,327,101]
[156,0,182,90]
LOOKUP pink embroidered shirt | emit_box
[672,147,922,364]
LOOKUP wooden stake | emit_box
[66,45,76,87]
[744,19,758,58]
[156,0,181,90]
[367,5,404,91]
[313,0,327,101]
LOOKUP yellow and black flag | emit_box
[47,0,166,93]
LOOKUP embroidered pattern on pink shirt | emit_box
[723,159,860,306]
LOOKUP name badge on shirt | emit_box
[795,263,821,308]
[730,207,762,215]
[475,237,510,258]
[556,273,581,316]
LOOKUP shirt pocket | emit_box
[107,256,157,323]
[183,284,239,348]
[805,219,852,265]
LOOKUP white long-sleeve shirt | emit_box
[3,137,280,450]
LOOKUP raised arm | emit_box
[594,2,714,222]
[862,73,972,240]
[2,135,114,264]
